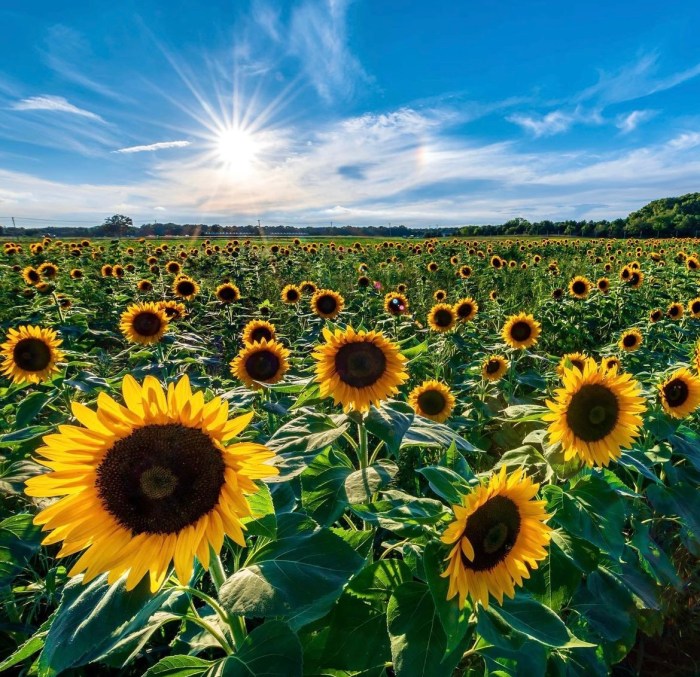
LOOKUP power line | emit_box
[0,216,100,224]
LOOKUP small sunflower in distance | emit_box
[428,304,457,333]
[120,302,169,345]
[173,276,199,300]
[658,368,700,419]
[281,284,301,304]
[601,356,621,373]
[544,358,646,466]
[311,289,345,320]
[649,309,663,323]
[300,280,317,295]
[158,301,187,321]
[215,283,241,304]
[22,266,41,285]
[668,302,684,320]
[568,276,591,299]
[482,355,508,381]
[441,466,552,609]
[242,319,276,345]
[501,313,541,350]
[137,279,153,293]
[25,374,277,592]
[687,297,700,319]
[619,328,643,352]
[556,352,587,377]
[384,292,409,316]
[313,326,408,412]
[454,297,478,322]
[231,339,290,389]
[408,380,455,422]
[597,277,610,294]
[1,326,65,384]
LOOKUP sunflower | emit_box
[433,289,447,302]
[601,356,621,372]
[649,308,662,323]
[242,320,277,345]
[173,276,199,300]
[281,284,301,304]
[482,355,508,381]
[384,292,409,316]
[408,380,455,422]
[300,281,317,295]
[1,326,65,384]
[230,339,290,389]
[458,265,472,279]
[137,280,153,293]
[619,328,642,352]
[626,270,644,289]
[158,301,187,321]
[38,262,58,279]
[427,262,439,273]
[311,289,345,320]
[568,276,591,299]
[441,466,551,609]
[544,358,646,466]
[454,297,478,322]
[551,288,564,301]
[120,303,169,345]
[556,352,588,377]
[658,368,700,419]
[357,276,371,288]
[596,277,610,293]
[668,302,684,320]
[165,260,182,275]
[215,283,241,304]
[687,297,700,319]
[22,266,41,285]
[313,326,408,412]
[25,374,277,592]
[427,304,457,333]
[501,313,541,350]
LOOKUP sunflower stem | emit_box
[357,416,369,470]
[209,551,227,591]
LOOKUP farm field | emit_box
[1,234,699,676]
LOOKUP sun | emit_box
[215,127,258,175]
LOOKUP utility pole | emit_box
[12,217,15,228]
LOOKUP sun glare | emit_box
[215,127,258,176]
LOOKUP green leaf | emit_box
[241,482,276,538]
[15,391,53,428]
[417,465,471,504]
[387,581,470,677]
[142,655,213,676]
[484,594,571,647]
[219,514,365,630]
[0,514,43,587]
[499,405,548,422]
[0,425,51,445]
[38,574,178,677]
[351,490,446,537]
[401,418,477,454]
[300,447,354,526]
[344,461,397,504]
[214,621,302,677]
[646,483,700,542]
[0,614,53,673]
[365,400,414,456]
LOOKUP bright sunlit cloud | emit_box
[214,127,259,176]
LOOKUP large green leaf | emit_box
[387,581,470,677]
[344,460,398,504]
[300,447,354,526]
[143,655,213,676]
[417,465,472,504]
[351,490,447,537]
[401,418,477,454]
[0,514,43,588]
[646,483,700,542]
[242,482,276,538]
[365,400,415,455]
[219,514,365,630]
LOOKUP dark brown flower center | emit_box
[176,281,196,297]
[566,383,620,442]
[334,341,387,388]
[663,378,689,407]
[456,302,473,319]
[460,496,521,571]
[250,326,273,343]
[27,269,40,282]
[315,294,338,315]
[572,280,586,294]
[417,389,447,416]
[692,301,700,314]
[433,309,454,328]
[622,333,637,348]
[486,359,502,375]
[510,321,532,342]
[669,305,680,317]
[132,312,163,337]
[245,350,281,381]
[285,289,300,302]
[13,338,52,372]
[96,424,225,535]
[217,286,238,302]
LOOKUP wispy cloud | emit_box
[10,95,105,122]
[616,109,656,134]
[113,140,192,154]
[507,107,603,137]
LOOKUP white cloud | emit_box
[507,107,603,137]
[616,110,656,134]
[113,141,192,154]
[10,95,105,122]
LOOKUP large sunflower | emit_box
[441,466,551,609]
[658,368,700,419]
[313,326,408,412]
[408,380,455,422]
[311,289,345,320]
[242,320,277,345]
[454,297,478,322]
[544,358,646,466]
[120,303,169,345]
[501,313,541,350]
[25,374,277,592]
[230,339,290,389]
[1,325,65,384]
[482,355,508,381]
[427,304,457,333]
[568,276,591,299]
[173,276,199,300]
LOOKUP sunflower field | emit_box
[1,235,699,676]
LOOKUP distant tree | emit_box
[100,214,133,237]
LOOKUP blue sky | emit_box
[1,0,700,227]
